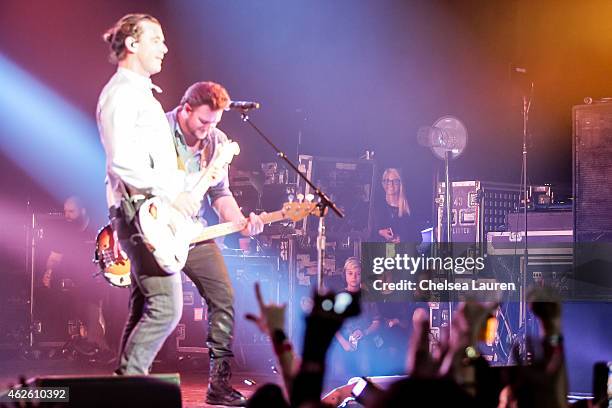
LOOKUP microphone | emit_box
[228,101,261,111]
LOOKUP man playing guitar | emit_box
[165,81,264,406]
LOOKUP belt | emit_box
[110,204,215,247]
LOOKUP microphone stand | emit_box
[519,83,533,351]
[443,148,454,330]
[424,125,463,333]
[236,110,344,293]
[26,201,35,349]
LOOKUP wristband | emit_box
[272,329,287,344]
[274,341,293,355]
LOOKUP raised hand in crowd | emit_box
[503,288,568,408]
[406,307,443,379]
[439,302,497,388]
[245,282,287,336]
[291,290,361,407]
[390,302,500,407]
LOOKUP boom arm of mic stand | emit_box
[238,112,344,219]
[237,112,344,293]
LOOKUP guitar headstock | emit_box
[212,140,240,167]
[280,200,323,222]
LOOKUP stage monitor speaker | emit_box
[572,103,612,300]
[11,373,181,408]
[226,254,280,371]
[161,254,282,370]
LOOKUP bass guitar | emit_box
[137,140,239,274]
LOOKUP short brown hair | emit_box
[103,14,160,64]
[180,81,231,111]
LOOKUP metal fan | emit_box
[418,116,468,160]
[417,115,469,244]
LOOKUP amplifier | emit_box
[174,279,207,354]
[572,103,612,300]
[486,248,574,302]
[573,103,612,240]
[226,254,280,370]
[23,373,181,408]
[436,181,522,247]
[229,181,260,213]
[165,254,281,359]
[487,228,574,303]
[505,210,573,232]
[487,230,573,256]
[572,103,612,301]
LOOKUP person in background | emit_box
[42,196,111,358]
[165,81,265,406]
[332,257,381,379]
[372,167,421,246]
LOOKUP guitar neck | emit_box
[191,171,213,201]
[190,142,239,199]
[191,209,286,244]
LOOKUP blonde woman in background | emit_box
[372,168,421,244]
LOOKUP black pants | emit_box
[183,242,235,359]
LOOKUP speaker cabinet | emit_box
[572,103,612,300]
[10,373,182,408]
[573,103,612,238]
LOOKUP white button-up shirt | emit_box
[97,67,185,208]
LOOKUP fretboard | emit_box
[191,209,286,244]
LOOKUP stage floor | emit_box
[0,354,284,408]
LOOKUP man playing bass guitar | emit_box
[165,81,264,406]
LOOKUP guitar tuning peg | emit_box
[287,194,295,203]
[296,193,304,203]
[305,194,314,202]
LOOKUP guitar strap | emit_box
[115,154,154,224]
[174,144,186,171]
[117,181,140,224]
[119,129,186,224]
[170,127,187,171]
[117,152,159,224]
